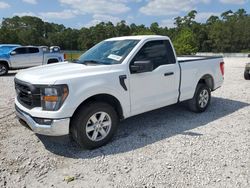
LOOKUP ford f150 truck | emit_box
[0,45,64,76]
[14,35,224,149]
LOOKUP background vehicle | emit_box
[244,63,250,80]
[14,35,224,149]
[0,44,21,51]
[0,45,64,76]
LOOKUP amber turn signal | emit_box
[42,95,58,102]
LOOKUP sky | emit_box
[0,0,249,28]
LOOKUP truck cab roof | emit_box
[106,35,170,41]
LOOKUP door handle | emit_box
[164,72,174,76]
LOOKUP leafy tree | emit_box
[173,28,198,55]
[0,9,250,53]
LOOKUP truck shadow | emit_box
[38,97,249,158]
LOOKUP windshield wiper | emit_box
[82,60,109,65]
[71,59,110,65]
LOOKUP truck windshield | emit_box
[77,39,139,65]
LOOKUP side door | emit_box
[9,47,29,68]
[27,47,43,66]
[129,40,180,116]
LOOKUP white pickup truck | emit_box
[15,35,224,149]
[0,45,64,76]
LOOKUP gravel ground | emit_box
[0,58,249,188]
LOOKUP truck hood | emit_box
[0,52,9,59]
[15,62,112,84]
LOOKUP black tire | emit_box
[70,102,119,149]
[0,63,8,76]
[244,70,250,80]
[188,84,211,113]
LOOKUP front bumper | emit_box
[15,105,70,136]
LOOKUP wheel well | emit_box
[198,74,214,90]
[72,94,124,120]
[47,58,59,64]
[0,61,9,68]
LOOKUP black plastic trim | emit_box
[119,75,127,91]
[164,72,174,76]
[177,63,182,103]
[14,78,41,109]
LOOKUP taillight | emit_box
[63,53,66,60]
[220,62,224,76]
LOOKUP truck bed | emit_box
[178,55,224,102]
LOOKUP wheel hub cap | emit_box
[86,111,112,142]
[199,89,209,108]
[0,65,6,75]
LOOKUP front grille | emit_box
[15,79,41,109]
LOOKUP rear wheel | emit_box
[244,70,250,80]
[0,63,8,76]
[70,102,118,149]
[188,84,211,113]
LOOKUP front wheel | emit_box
[70,102,119,149]
[188,84,211,113]
[0,63,8,76]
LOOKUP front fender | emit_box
[57,76,130,118]
[70,86,129,118]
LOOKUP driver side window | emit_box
[13,47,28,55]
[131,40,175,70]
[133,40,168,69]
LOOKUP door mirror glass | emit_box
[130,60,153,73]
[10,51,16,55]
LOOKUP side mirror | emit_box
[130,60,153,73]
[10,51,17,55]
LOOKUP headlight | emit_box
[40,85,69,111]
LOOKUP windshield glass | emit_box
[77,39,139,65]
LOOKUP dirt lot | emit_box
[0,58,249,188]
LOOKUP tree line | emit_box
[0,9,250,54]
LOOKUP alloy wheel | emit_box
[85,111,112,142]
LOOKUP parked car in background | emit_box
[244,63,250,80]
[14,35,224,149]
[0,45,64,76]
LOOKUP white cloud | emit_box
[59,0,131,15]
[195,12,220,22]
[13,9,79,20]
[140,0,211,16]
[13,12,37,17]
[22,0,37,4]
[160,19,175,28]
[39,9,79,19]
[220,0,248,4]
[85,14,121,27]
[0,1,10,9]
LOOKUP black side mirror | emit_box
[130,60,153,73]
